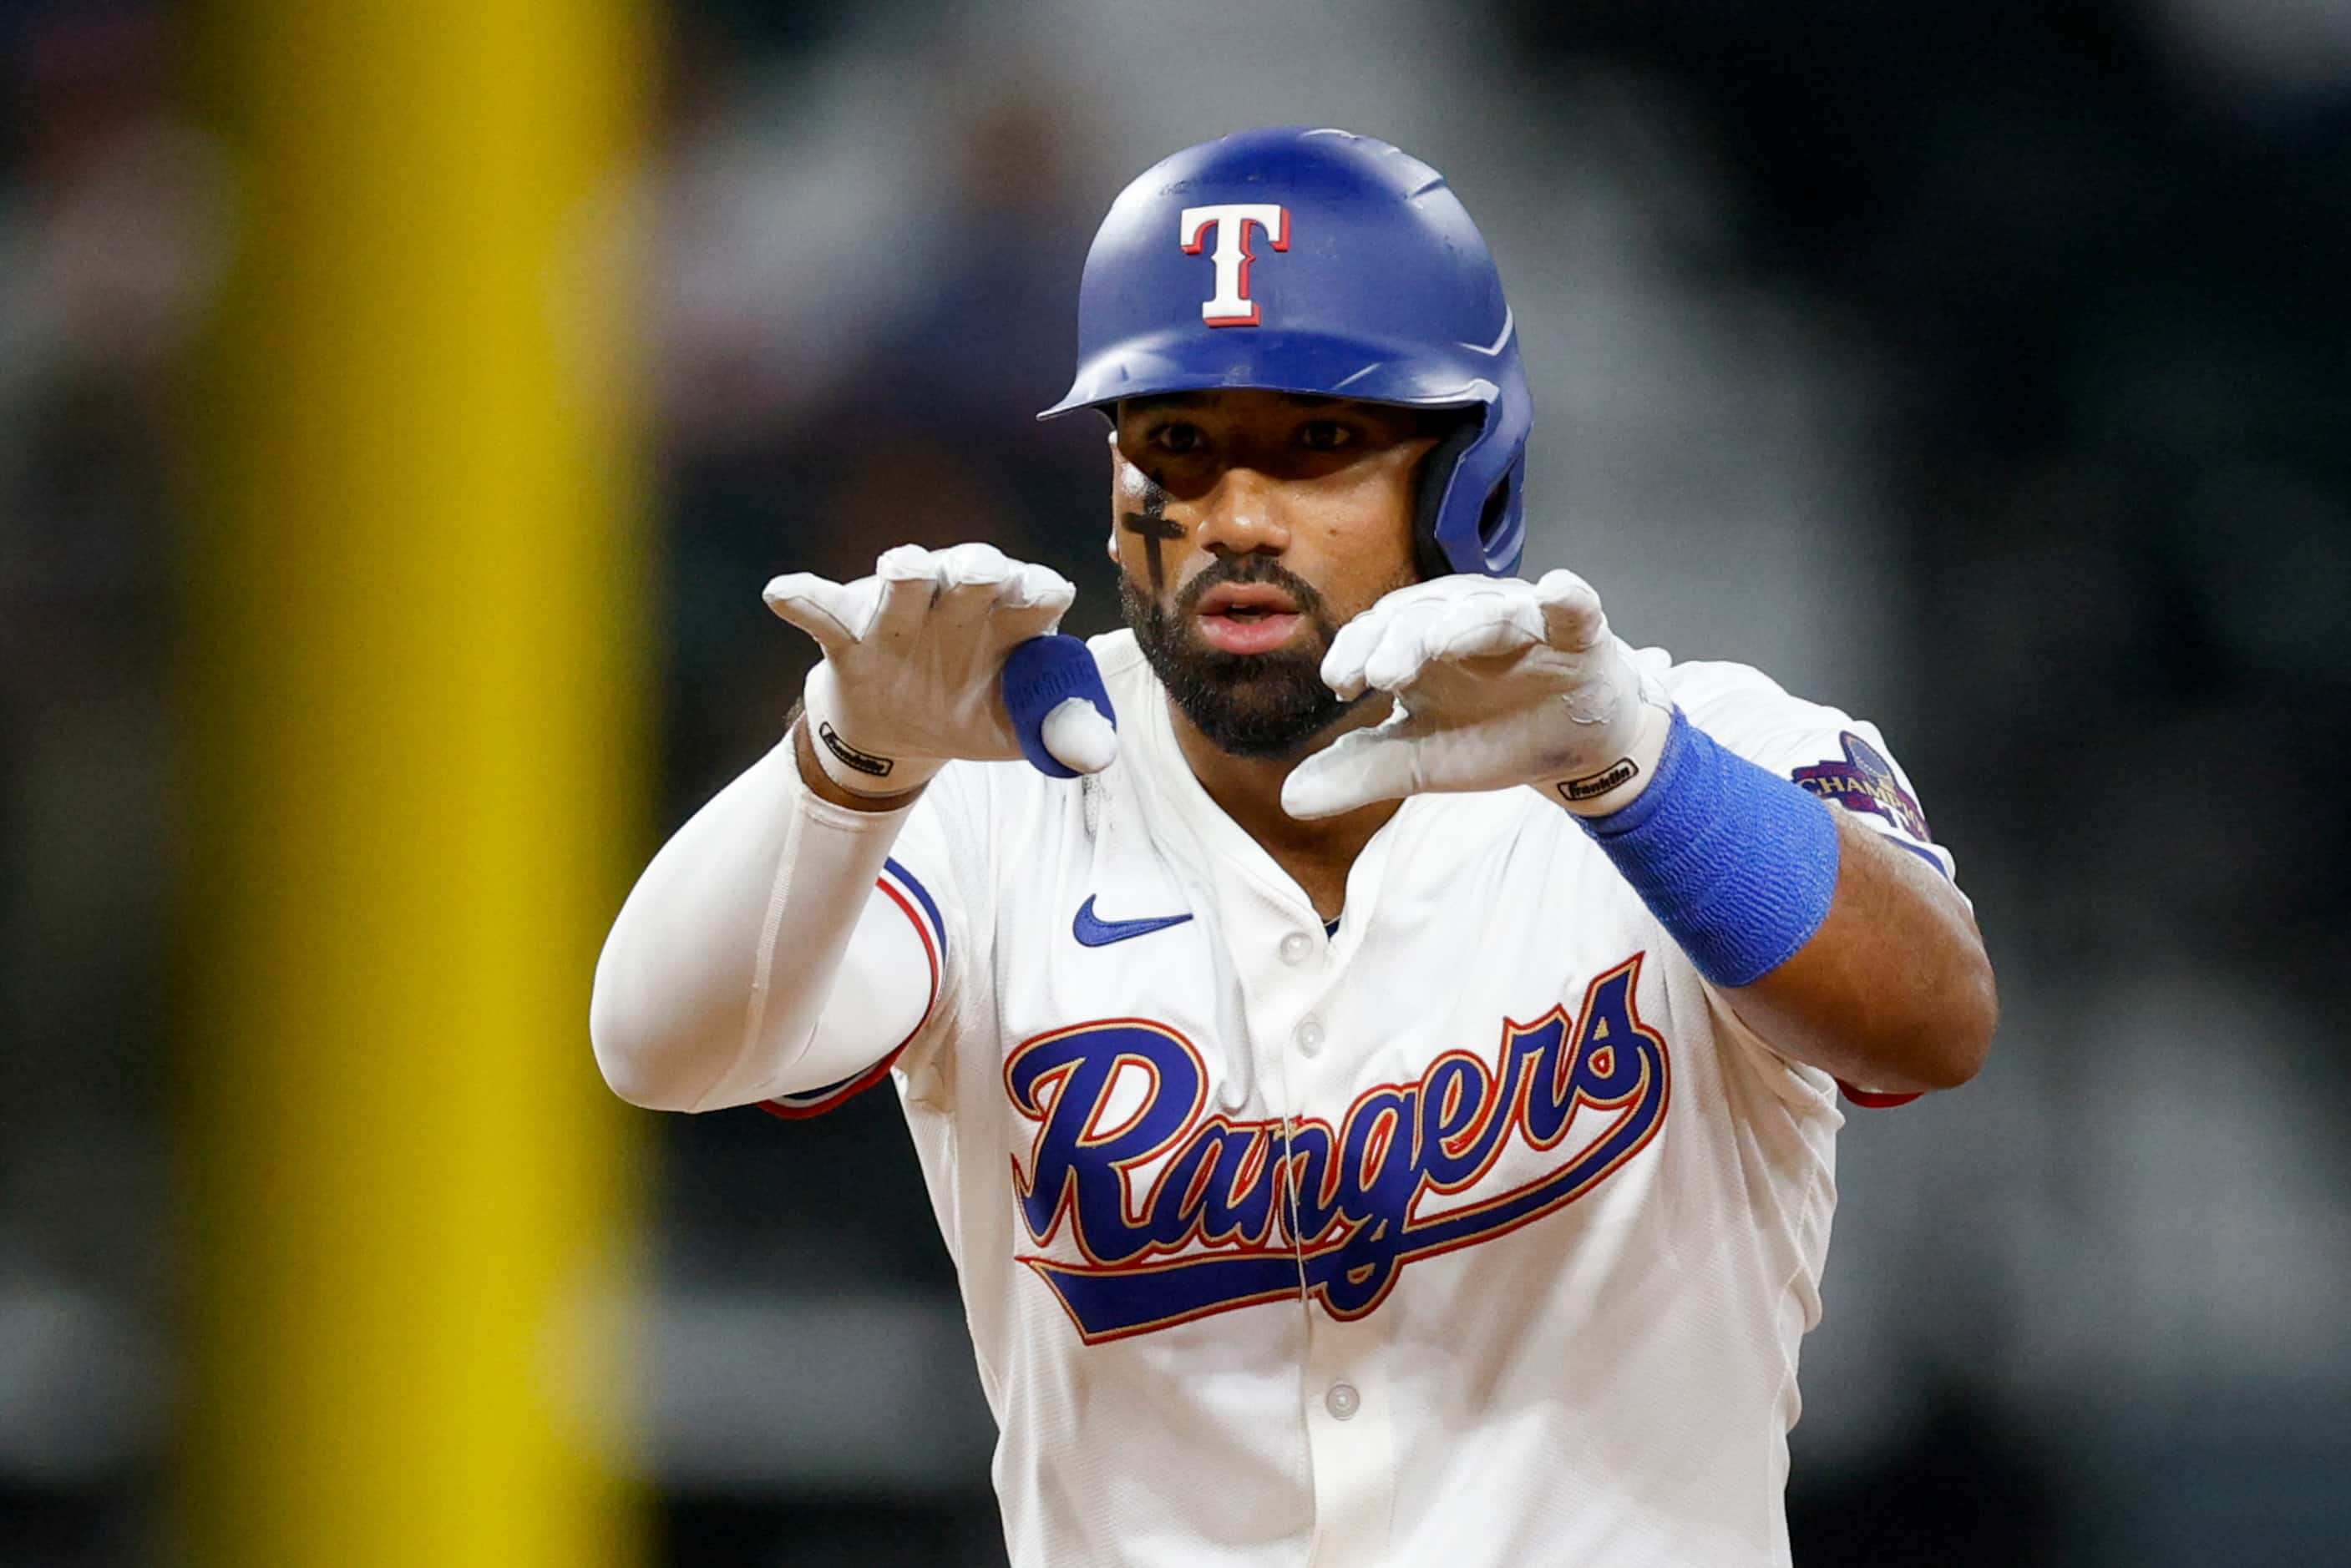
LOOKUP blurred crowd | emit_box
[2,1,2344,1564]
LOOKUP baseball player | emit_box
[592,127,1996,1566]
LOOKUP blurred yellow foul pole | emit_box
[184,3,651,1564]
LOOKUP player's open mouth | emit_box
[1194,584,1304,655]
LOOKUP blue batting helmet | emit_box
[1040,127,1533,578]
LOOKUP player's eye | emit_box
[1148,422,1206,454]
[1296,421,1355,453]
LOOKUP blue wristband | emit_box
[1578,709,1840,987]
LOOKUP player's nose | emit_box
[1193,468,1293,558]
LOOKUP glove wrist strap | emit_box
[1543,703,1674,817]
[802,663,943,798]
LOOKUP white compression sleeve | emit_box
[590,732,939,1113]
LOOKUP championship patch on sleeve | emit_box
[1791,732,1931,841]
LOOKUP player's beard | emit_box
[1122,554,1395,759]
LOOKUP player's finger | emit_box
[989,565,1079,645]
[950,541,1016,574]
[1026,562,1077,615]
[998,560,1075,615]
[934,541,1017,592]
[938,548,1076,645]
[874,543,937,583]
[763,572,868,650]
[1281,724,1425,820]
[1533,569,1609,652]
[1040,695,1118,775]
[1320,580,1455,696]
[926,542,1023,637]
[1421,585,1544,665]
[1360,599,1454,693]
[1320,608,1388,699]
[864,544,949,640]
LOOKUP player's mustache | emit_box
[1173,554,1335,628]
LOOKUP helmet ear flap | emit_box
[1411,414,1486,580]
[1478,469,1516,554]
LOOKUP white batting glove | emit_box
[763,543,1117,796]
[1280,570,1672,821]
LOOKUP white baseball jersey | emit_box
[763,629,1955,1568]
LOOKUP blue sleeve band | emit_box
[1577,708,1841,988]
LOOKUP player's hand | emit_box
[1281,570,1670,820]
[764,543,1117,796]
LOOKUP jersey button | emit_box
[1279,931,1313,964]
[1295,1018,1325,1056]
[1325,1383,1360,1421]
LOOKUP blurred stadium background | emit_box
[3,0,2347,1563]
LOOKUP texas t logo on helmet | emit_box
[1178,203,1290,326]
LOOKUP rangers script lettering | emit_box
[1008,955,1669,1343]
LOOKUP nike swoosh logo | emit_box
[1072,896,1193,948]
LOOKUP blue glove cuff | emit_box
[1578,708,1840,987]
